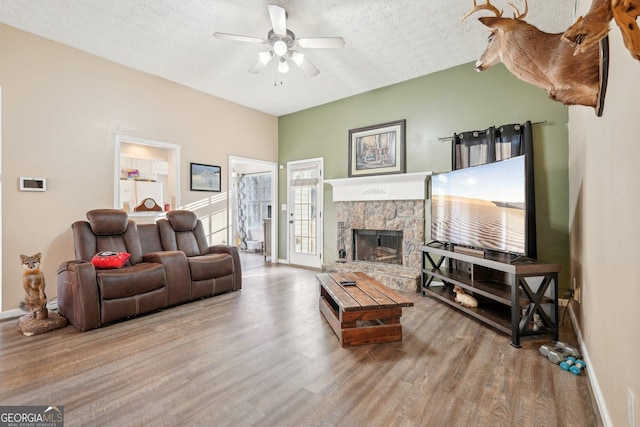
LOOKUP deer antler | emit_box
[507,0,528,20]
[461,0,503,22]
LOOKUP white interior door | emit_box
[287,158,323,268]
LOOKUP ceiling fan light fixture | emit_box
[258,51,274,65]
[290,51,305,66]
[278,57,290,73]
[273,40,288,56]
[214,5,343,76]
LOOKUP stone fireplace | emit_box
[323,172,431,292]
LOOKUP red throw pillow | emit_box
[91,251,130,269]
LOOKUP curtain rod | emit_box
[437,120,550,142]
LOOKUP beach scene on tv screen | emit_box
[431,156,526,254]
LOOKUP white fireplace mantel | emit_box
[324,171,432,202]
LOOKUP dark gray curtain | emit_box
[451,120,536,258]
[451,126,496,170]
[453,121,533,169]
[495,121,533,161]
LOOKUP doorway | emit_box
[228,156,278,270]
[287,158,323,269]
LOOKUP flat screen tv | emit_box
[430,155,532,256]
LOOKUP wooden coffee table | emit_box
[316,271,414,347]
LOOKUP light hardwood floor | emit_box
[0,264,602,427]
[239,251,267,270]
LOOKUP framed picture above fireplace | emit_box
[348,119,406,177]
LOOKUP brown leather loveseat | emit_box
[57,209,241,331]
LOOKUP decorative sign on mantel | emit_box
[324,172,432,202]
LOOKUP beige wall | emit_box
[0,24,278,312]
[568,9,640,426]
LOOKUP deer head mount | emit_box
[463,0,608,114]
[563,0,640,61]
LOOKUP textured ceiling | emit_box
[0,0,575,116]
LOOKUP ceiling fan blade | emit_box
[213,32,266,44]
[296,37,345,49]
[249,51,275,73]
[289,51,319,76]
[268,4,287,37]
[297,58,319,76]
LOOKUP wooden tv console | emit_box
[420,244,560,347]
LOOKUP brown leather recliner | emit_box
[157,210,242,298]
[58,209,241,331]
[57,210,170,330]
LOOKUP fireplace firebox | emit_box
[353,229,403,265]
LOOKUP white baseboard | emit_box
[0,308,23,321]
[568,303,612,427]
[0,300,58,321]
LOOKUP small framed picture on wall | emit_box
[190,163,221,192]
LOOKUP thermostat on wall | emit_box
[19,177,47,192]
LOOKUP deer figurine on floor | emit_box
[462,0,605,111]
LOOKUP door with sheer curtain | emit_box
[287,158,323,268]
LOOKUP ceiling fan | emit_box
[213,4,345,76]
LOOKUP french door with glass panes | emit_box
[287,158,323,268]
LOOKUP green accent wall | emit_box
[278,62,570,291]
